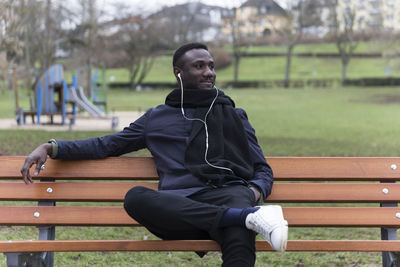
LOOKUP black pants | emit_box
[124,185,257,267]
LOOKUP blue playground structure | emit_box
[16,64,107,126]
[17,64,76,125]
[91,68,108,114]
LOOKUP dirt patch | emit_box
[0,111,143,132]
[357,94,400,105]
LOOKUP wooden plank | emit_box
[268,183,400,203]
[1,207,400,227]
[0,182,158,201]
[0,206,135,226]
[0,240,399,252]
[0,156,158,180]
[284,207,400,227]
[2,182,400,203]
[267,157,400,180]
[2,156,400,181]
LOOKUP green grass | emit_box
[1,87,400,266]
[107,87,400,157]
[5,87,400,157]
[56,42,397,85]
[86,55,395,84]
[243,41,386,54]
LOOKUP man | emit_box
[21,43,288,266]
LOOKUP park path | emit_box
[0,112,143,132]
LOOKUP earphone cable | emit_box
[178,75,234,174]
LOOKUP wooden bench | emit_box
[0,156,399,267]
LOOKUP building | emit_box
[100,15,143,37]
[221,0,288,39]
[333,0,400,33]
[381,0,400,32]
[149,2,227,44]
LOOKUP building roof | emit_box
[241,0,287,16]
[102,15,143,28]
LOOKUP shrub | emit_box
[209,47,232,70]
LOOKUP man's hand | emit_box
[249,185,261,202]
[20,143,52,184]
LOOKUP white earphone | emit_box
[177,72,234,175]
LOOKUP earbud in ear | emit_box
[177,73,181,79]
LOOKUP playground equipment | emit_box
[68,75,105,117]
[16,64,77,125]
[90,63,108,114]
[16,64,111,126]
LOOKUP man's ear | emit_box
[173,67,182,78]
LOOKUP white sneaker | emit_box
[245,205,288,252]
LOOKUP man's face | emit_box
[177,49,216,90]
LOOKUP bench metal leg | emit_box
[6,196,57,267]
[381,227,398,267]
[5,253,19,267]
[5,203,55,267]
[381,199,398,267]
[35,200,56,267]
[6,252,49,267]
[37,225,55,267]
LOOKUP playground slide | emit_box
[68,86,105,117]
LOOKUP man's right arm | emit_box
[54,110,150,160]
[20,110,151,183]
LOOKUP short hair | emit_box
[172,42,208,67]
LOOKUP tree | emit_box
[0,0,24,64]
[110,17,162,89]
[226,7,245,83]
[222,0,259,83]
[0,0,23,91]
[382,32,400,75]
[121,21,159,89]
[267,0,322,87]
[332,4,358,86]
[67,0,102,96]
[99,1,162,89]
[0,0,71,91]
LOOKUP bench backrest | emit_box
[0,156,400,227]
[3,156,400,180]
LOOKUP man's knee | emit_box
[124,186,150,214]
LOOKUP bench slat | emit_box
[0,182,158,201]
[0,157,158,180]
[2,182,400,203]
[269,157,400,180]
[0,240,399,252]
[2,157,400,180]
[1,206,400,227]
[268,183,400,202]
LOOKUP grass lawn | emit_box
[243,41,386,54]
[106,87,400,157]
[6,41,394,97]
[83,55,395,85]
[0,86,400,266]
[4,86,400,156]
[57,41,397,86]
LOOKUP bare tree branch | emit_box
[332,4,358,86]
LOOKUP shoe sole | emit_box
[277,220,288,252]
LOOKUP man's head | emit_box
[173,42,216,90]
